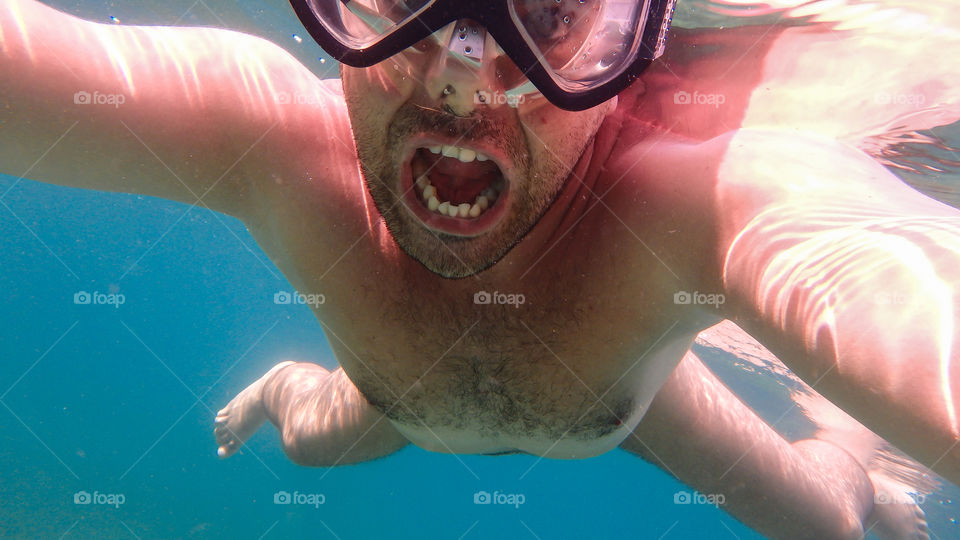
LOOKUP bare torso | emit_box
[246,86,722,456]
[225,22,960,458]
[5,0,959,472]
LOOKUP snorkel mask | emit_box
[288,0,676,111]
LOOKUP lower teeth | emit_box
[417,176,499,219]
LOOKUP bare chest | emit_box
[300,229,694,456]
[253,130,711,455]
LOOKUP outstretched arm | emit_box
[0,0,344,217]
[713,128,960,484]
[622,351,880,540]
[216,362,409,466]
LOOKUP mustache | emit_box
[398,103,495,141]
[389,102,528,169]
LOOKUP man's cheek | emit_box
[517,115,560,158]
[515,99,555,127]
[347,60,420,100]
[343,74,397,132]
[517,103,594,142]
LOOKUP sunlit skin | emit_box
[2,1,959,538]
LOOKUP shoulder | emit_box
[709,128,930,213]
[705,128,960,271]
[605,126,878,203]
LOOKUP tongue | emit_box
[417,150,500,204]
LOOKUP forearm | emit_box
[262,362,409,466]
[624,352,873,539]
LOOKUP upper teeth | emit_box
[429,144,489,164]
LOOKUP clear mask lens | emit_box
[310,0,434,48]
[510,0,650,91]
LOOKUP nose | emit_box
[424,19,509,116]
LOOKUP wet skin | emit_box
[252,78,719,457]
[246,25,960,469]
[239,28,745,456]
[2,0,960,482]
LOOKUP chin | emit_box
[379,199,528,279]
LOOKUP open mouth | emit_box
[402,142,509,236]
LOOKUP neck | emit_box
[485,110,624,283]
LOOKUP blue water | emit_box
[3,1,960,539]
[0,179,761,539]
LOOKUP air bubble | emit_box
[292,34,303,44]
[563,16,570,24]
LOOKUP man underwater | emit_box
[2,0,959,538]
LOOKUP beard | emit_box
[349,100,583,279]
